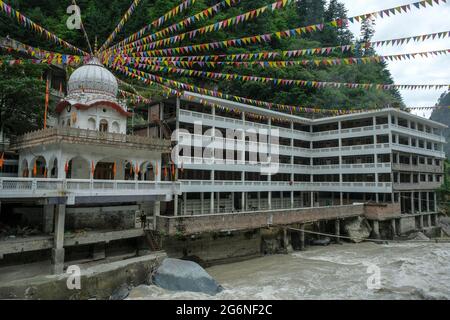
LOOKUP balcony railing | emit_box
[392,163,444,174]
[180,180,393,193]
[393,181,442,191]
[0,178,181,202]
[391,124,445,142]
[10,127,171,150]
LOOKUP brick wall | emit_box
[156,205,364,236]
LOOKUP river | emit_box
[128,242,450,300]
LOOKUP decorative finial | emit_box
[94,36,98,56]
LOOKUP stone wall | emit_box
[65,205,138,230]
[164,230,261,266]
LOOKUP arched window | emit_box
[112,121,120,133]
[88,118,96,130]
[99,119,109,133]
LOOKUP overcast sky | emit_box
[338,0,450,118]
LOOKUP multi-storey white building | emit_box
[144,92,446,220]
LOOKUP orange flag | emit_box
[164,166,168,179]
[113,162,117,178]
[33,162,37,177]
[44,78,49,128]
[0,153,4,170]
[171,162,176,179]
[64,160,69,174]
[91,161,95,177]
[155,163,159,177]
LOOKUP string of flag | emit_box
[98,0,143,52]
[104,0,198,53]
[117,48,450,69]
[113,60,450,91]
[110,0,294,53]
[107,0,447,55]
[114,30,450,61]
[0,0,87,55]
[118,89,153,105]
[0,37,87,66]
[109,0,241,54]
[110,63,405,115]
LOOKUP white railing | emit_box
[391,124,445,142]
[180,156,392,173]
[0,178,181,199]
[11,127,170,149]
[391,143,446,158]
[180,180,393,193]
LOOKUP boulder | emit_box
[109,284,131,300]
[439,217,450,237]
[311,237,331,246]
[407,232,430,241]
[343,217,372,243]
[152,258,223,296]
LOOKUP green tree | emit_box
[0,56,48,137]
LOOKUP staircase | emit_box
[144,230,161,252]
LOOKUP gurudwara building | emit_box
[0,59,447,279]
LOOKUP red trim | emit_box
[56,100,131,117]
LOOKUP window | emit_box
[99,119,108,133]
[112,121,120,133]
[88,118,96,130]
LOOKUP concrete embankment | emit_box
[0,252,166,300]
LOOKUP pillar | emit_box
[91,243,106,261]
[199,193,204,215]
[183,193,187,216]
[268,191,272,210]
[335,220,341,244]
[52,204,66,275]
[210,192,215,214]
[174,195,179,216]
[418,192,422,213]
[419,215,424,230]
[241,192,245,212]
[410,192,415,214]
[428,214,432,228]
[310,192,314,208]
[434,192,437,212]
[391,220,396,239]
[291,191,294,209]
[426,192,430,212]
[217,192,220,213]
[283,228,292,253]
[231,192,235,212]
[257,192,261,210]
[299,224,305,251]
[372,220,380,239]
[340,192,344,206]
[43,205,54,234]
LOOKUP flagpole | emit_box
[44,77,49,128]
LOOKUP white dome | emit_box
[67,57,118,98]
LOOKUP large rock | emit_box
[407,232,430,241]
[152,258,223,296]
[438,217,450,237]
[343,217,372,243]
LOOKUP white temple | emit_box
[8,58,178,203]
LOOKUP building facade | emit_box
[146,92,447,220]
